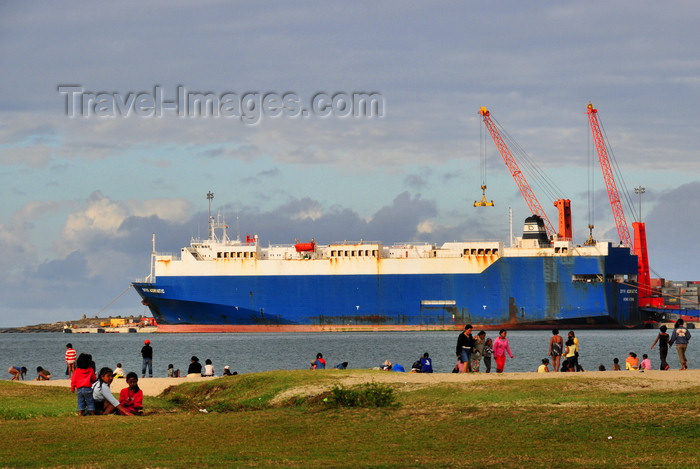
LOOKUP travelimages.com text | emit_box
[57,86,384,124]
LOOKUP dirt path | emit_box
[18,369,700,397]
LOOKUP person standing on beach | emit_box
[668,319,691,370]
[65,343,77,377]
[567,331,580,371]
[492,329,514,373]
[548,329,563,372]
[71,353,96,416]
[482,338,493,373]
[471,331,486,372]
[141,339,153,378]
[455,324,475,372]
[650,325,670,370]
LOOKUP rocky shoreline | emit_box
[0,316,146,333]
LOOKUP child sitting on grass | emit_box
[119,372,143,415]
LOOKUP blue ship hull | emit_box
[133,246,641,330]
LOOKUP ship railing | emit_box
[329,240,382,246]
[387,241,434,248]
[155,251,178,257]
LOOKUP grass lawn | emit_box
[1,371,698,468]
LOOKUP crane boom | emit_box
[479,107,556,237]
[586,103,632,247]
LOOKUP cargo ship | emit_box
[132,213,642,332]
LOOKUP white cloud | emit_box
[60,192,191,249]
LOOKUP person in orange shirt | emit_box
[625,352,640,371]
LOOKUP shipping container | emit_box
[650,278,665,287]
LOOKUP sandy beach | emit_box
[17,369,700,397]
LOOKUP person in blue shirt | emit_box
[420,352,433,373]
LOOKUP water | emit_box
[1,330,696,378]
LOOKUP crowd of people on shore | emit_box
[309,319,692,375]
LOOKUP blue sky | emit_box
[1,1,699,327]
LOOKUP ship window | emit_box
[478,249,484,255]
[372,250,378,257]
[217,252,222,258]
[352,250,356,256]
[493,249,498,255]
[331,250,336,256]
[485,249,491,255]
[358,250,363,256]
[471,249,477,255]
[345,250,349,256]
[366,250,370,256]
[251,252,256,259]
[237,252,241,258]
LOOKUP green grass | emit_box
[1,372,698,468]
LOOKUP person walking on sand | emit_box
[668,318,691,370]
[141,339,153,378]
[492,329,514,373]
[456,324,475,372]
[650,325,671,370]
[65,343,77,377]
[548,329,563,372]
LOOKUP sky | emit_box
[1,1,699,327]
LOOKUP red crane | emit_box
[479,107,558,238]
[586,103,632,247]
[586,103,651,306]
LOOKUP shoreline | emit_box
[16,369,700,397]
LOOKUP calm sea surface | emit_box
[2,330,696,378]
